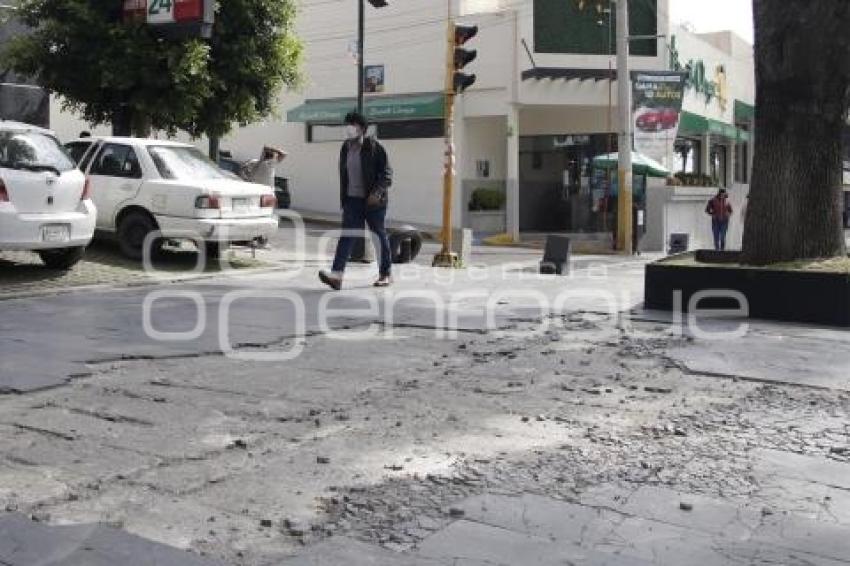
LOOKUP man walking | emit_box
[706,188,733,251]
[319,112,393,290]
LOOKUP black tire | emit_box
[118,211,160,260]
[38,246,85,270]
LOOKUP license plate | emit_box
[232,198,250,211]
[42,224,70,243]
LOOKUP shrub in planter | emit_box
[469,188,506,211]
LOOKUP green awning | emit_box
[734,100,755,123]
[679,111,751,143]
[287,93,444,123]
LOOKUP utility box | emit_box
[539,235,571,275]
[668,233,689,255]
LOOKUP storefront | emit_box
[48,0,756,252]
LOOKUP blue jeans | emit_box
[712,218,729,251]
[332,197,392,277]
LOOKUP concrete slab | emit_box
[0,513,220,565]
[414,519,652,565]
[753,449,850,490]
[280,536,440,565]
[579,485,762,538]
[667,327,850,391]
[456,493,622,545]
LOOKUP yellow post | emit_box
[616,167,633,252]
[432,5,461,268]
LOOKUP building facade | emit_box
[52,0,757,250]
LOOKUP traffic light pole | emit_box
[357,0,365,115]
[615,0,633,254]
[433,12,460,268]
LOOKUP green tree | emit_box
[1,0,301,142]
[182,0,302,159]
[741,0,849,264]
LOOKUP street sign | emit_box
[123,0,214,38]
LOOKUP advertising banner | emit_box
[632,71,687,169]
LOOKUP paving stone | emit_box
[751,513,850,562]
[456,493,622,546]
[414,519,652,565]
[279,536,440,565]
[578,485,762,538]
[753,449,850,490]
[0,513,220,565]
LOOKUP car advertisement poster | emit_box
[632,72,687,169]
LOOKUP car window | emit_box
[148,145,228,181]
[90,143,142,179]
[65,141,92,165]
[0,130,76,174]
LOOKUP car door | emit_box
[86,143,144,230]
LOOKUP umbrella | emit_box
[592,152,671,178]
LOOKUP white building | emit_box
[52,0,757,251]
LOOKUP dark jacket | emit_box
[339,137,392,209]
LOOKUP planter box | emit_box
[468,210,506,235]
[645,252,850,327]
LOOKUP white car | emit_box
[0,121,95,269]
[72,137,278,259]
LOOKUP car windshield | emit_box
[147,145,229,181]
[0,131,76,174]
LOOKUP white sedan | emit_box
[73,137,278,259]
[0,121,95,269]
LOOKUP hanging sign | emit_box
[632,71,687,170]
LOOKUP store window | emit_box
[674,138,701,174]
[308,119,443,143]
[711,144,728,187]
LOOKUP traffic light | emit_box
[453,24,478,94]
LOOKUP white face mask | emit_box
[345,125,362,140]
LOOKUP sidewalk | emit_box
[283,478,850,565]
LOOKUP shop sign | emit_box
[669,35,729,112]
[123,0,213,34]
[553,135,590,147]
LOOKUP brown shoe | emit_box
[319,270,342,291]
[373,276,392,288]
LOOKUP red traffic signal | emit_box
[455,24,478,46]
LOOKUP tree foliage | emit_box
[1,0,301,138]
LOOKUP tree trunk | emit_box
[741,0,849,265]
[112,106,132,137]
[131,112,152,138]
[209,136,220,162]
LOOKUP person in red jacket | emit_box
[705,188,733,251]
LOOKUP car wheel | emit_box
[38,246,86,270]
[118,211,160,260]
